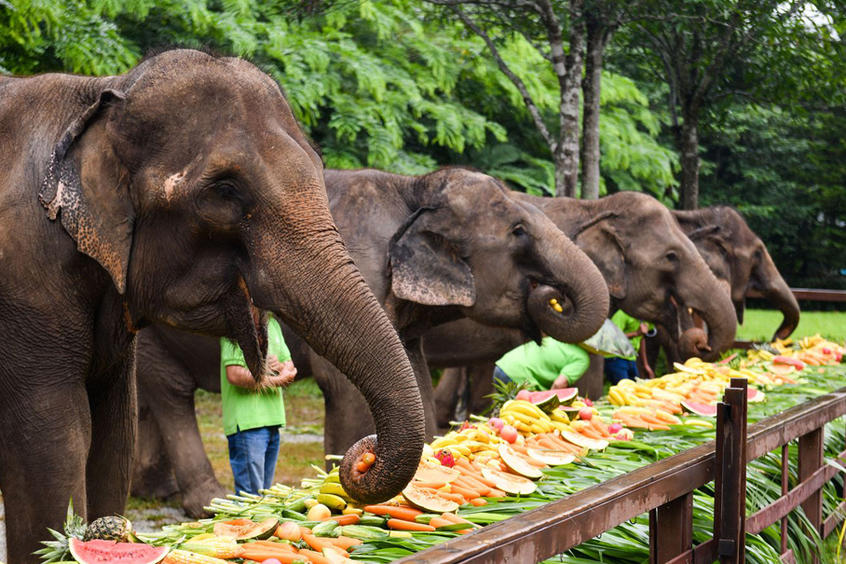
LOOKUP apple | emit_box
[583,398,593,407]
[578,407,593,421]
[488,417,505,431]
[608,423,623,434]
[500,424,519,443]
[516,389,532,401]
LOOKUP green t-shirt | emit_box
[610,310,653,361]
[220,317,291,436]
[495,337,590,390]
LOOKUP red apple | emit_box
[608,423,623,434]
[516,389,532,401]
[578,407,593,421]
[488,417,505,431]
[500,425,519,443]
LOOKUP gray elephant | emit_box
[130,166,610,516]
[0,50,426,562]
[428,190,739,420]
[641,206,801,367]
[673,206,799,341]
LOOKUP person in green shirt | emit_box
[493,336,590,390]
[604,310,654,384]
[220,316,296,495]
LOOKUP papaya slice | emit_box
[480,467,537,496]
[402,483,459,513]
[497,444,543,479]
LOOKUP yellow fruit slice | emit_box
[526,447,575,467]
[481,467,537,496]
[560,430,608,451]
[402,483,459,513]
[497,444,543,479]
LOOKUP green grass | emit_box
[736,309,846,342]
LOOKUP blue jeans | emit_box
[604,357,639,385]
[493,366,512,385]
[227,426,280,495]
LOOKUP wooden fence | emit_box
[399,379,846,564]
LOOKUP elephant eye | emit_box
[214,181,240,200]
[512,224,527,237]
[666,250,679,263]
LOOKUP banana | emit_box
[430,437,458,449]
[317,493,347,511]
[504,400,550,421]
[320,482,351,499]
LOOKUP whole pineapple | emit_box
[83,515,135,542]
[35,501,87,563]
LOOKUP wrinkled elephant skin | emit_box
[0,50,425,562]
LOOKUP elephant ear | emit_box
[39,88,134,294]
[388,207,475,306]
[573,212,626,300]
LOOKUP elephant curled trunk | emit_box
[249,215,424,503]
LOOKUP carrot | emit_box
[428,516,456,529]
[487,487,507,497]
[386,518,436,532]
[299,548,331,564]
[363,504,422,521]
[438,490,467,504]
[449,484,480,500]
[302,533,333,552]
[329,513,360,526]
[239,546,302,563]
[469,497,488,506]
[509,443,529,455]
[454,475,490,497]
[246,540,295,549]
[412,481,447,490]
[326,535,362,550]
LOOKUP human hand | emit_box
[268,361,297,387]
[267,354,284,375]
[551,375,569,389]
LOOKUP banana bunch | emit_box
[499,399,556,434]
[429,424,500,459]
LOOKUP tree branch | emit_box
[448,5,557,152]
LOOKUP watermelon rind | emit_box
[529,391,560,413]
[553,388,579,404]
[747,388,766,403]
[69,538,168,564]
[681,400,718,417]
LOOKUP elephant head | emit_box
[674,206,800,341]
[326,168,610,346]
[516,192,738,360]
[38,50,423,503]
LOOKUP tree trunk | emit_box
[678,110,700,210]
[581,20,605,200]
[554,0,585,198]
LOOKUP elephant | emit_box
[130,166,611,516]
[427,190,739,421]
[0,50,427,562]
[673,206,800,341]
[640,206,801,367]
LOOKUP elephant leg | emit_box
[578,354,605,399]
[137,334,226,518]
[434,368,463,430]
[468,362,495,416]
[86,350,137,519]
[0,384,90,564]
[132,397,179,500]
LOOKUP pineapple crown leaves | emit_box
[34,499,87,562]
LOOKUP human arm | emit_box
[551,345,590,389]
[225,355,296,389]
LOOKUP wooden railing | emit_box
[399,380,846,564]
[746,288,846,302]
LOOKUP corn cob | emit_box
[181,536,244,558]
[162,548,233,564]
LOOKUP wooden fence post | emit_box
[649,492,693,563]
[714,378,748,564]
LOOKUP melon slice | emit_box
[560,430,608,451]
[552,388,579,403]
[681,400,717,417]
[768,364,796,376]
[402,482,460,513]
[526,447,575,467]
[69,539,168,564]
[480,467,537,495]
[528,390,560,413]
[498,444,543,478]
[213,517,278,540]
[413,461,461,483]
[747,388,765,403]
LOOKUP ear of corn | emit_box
[180,536,244,558]
[162,548,232,564]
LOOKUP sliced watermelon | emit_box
[527,390,560,413]
[772,355,805,370]
[681,400,717,417]
[69,538,168,564]
[747,388,766,403]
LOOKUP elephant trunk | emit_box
[527,228,610,343]
[248,205,424,504]
[677,269,738,361]
[755,250,800,341]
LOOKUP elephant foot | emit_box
[181,481,228,519]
